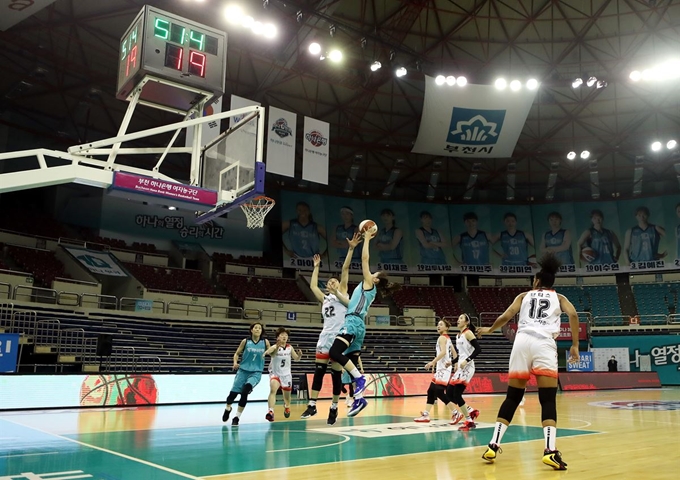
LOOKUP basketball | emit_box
[581,247,598,263]
[80,374,158,406]
[359,219,378,237]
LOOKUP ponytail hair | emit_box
[535,252,562,288]
[375,271,401,298]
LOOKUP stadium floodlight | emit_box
[168,206,177,211]
[435,75,445,85]
[308,42,321,55]
[446,75,456,86]
[596,80,607,89]
[251,21,263,35]
[263,23,277,39]
[572,78,583,88]
[225,5,244,24]
[242,15,255,28]
[510,80,521,91]
[580,150,590,160]
[370,61,382,72]
[586,76,597,87]
[651,141,662,152]
[526,78,538,90]
[567,151,577,160]
[668,140,678,150]
[328,49,343,62]
[395,67,407,77]
[495,78,507,90]
[457,76,467,86]
[629,70,642,81]
[642,69,652,81]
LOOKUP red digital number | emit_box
[189,51,206,78]
[126,45,138,77]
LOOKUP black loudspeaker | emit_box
[96,334,113,357]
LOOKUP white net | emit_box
[240,196,275,229]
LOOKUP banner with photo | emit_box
[412,76,537,158]
[266,106,296,177]
[280,192,680,276]
[281,191,329,271]
[302,116,330,185]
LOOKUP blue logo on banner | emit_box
[447,107,506,145]
[566,351,594,372]
[135,300,154,312]
[286,312,297,321]
[0,334,20,373]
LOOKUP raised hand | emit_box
[347,231,363,248]
[313,254,321,267]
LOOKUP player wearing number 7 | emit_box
[477,253,579,471]
[265,328,302,422]
[301,233,360,425]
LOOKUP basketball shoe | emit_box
[449,411,463,425]
[482,443,502,463]
[301,404,317,419]
[265,410,274,422]
[469,409,480,421]
[284,407,291,418]
[458,421,476,431]
[542,450,567,470]
[327,407,338,425]
[347,397,368,417]
[414,412,431,423]
[231,417,239,427]
[354,375,367,397]
[222,407,231,423]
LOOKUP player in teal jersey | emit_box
[577,210,621,265]
[375,208,404,264]
[623,206,666,263]
[222,323,271,426]
[451,212,496,266]
[494,212,534,266]
[331,206,361,262]
[540,212,574,265]
[282,201,327,259]
[415,211,448,265]
[328,228,401,417]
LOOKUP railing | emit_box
[138,355,162,373]
[396,315,415,326]
[104,346,137,373]
[367,314,398,326]
[637,314,669,326]
[10,309,37,335]
[81,293,118,310]
[669,314,680,325]
[243,308,262,319]
[259,309,323,323]
[592,315,631,327]
[209,305,244,319]
[442,315,481,327]
[167,302,209,317]
[0,302,13,330]
[58,328,86,359]
[56,291,81,307]
[119,297,166,314]
[0,282,11,300]
[479,312,504,327]
[34,318,60,350]
[14,285,57,305]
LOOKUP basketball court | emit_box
[1,388,678,479]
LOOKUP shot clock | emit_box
[116,6,227,111]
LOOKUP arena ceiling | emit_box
[1,0,680,204]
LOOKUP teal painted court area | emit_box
[0,407,597,479]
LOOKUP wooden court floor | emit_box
[1,388,678,479]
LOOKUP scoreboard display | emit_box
[116,6,227,104]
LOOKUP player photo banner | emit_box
[266,106,296,177]
[281,191,330,271]
[412,76,537,158]
[302,116,330,185]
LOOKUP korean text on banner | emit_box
[64,247,128,277]
[266,106,297,177]
[302,116,330,185]
[413,76,537,158]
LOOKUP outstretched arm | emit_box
[478,293,526,336]
[310,254,325,303]
[341,232,362,291]
[361,230,375,289]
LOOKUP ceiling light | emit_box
[586,76,597,87]
[446,75,456,86]
[242,15,254,28]
[651,141,662,152]
[580,150,590,159]
[435,75,445,85]
[456,76,467,86]
[629,70,642,81]
[263,23,277,38]
[168,206,177,211]
[308,42,321,55]
[370,61,381,72]
[526,78,538,90]
[510,80,521,91]
[225,5,243,24]
[668,140,678,150]
[495,78,507,90]
[572,78,583,88]
[251,21,263,35]
[567,151,576,160]
[596,80,607,89]
[328,49,342,62]
[395,67,407,77]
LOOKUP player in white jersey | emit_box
[447,314,481,431]
[413,320,460,423]
[265,328,301,422]
[301,232,361,425]
[478,253,579,471]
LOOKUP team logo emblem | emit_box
[305,130,328,147]
[447,107,506,145]
[589,400,680,411]
[272,118,292,138]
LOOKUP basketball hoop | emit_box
[240,195,275,229]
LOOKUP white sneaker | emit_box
[414,412,430,423]
[450,411,463,425]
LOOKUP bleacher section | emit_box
[0,209,72,239]
[392,285,462,318]
[632,283,676,321]
[212,252,278,273]
[218,274,307,304]
[468,286,525,320]
[124,263,214,295]
[6,245,69,287]
[555,286,589,312]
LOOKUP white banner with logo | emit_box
[302,116,329,185]
[0,0,57,31]
[412,76,537,158]
[266,106,296,177]
[64,247,128,277]
[185,96,223,148]
[230,94,260,131]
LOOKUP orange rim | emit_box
[243,196,275,208]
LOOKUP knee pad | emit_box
[329,340,349,365]
[498,386,525,423]
[331,369,343,396]
[311,362,328,391]
[538,387,558,422]
[426,383,437,405]
[237,383,253,408]
[450,384,466,407]
[226,391,238,404]
[435,384,449,404]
